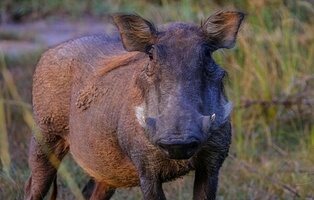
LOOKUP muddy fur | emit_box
[25,11,244,200]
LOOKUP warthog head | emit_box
[113,11,244,159]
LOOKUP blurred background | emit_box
[0,0,313,199]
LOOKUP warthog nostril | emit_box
[157,141,200,160]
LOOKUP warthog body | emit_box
[25,11,244,200]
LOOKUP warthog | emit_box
[25,10,244,200]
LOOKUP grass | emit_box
[0,0,314,199]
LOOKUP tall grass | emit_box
[0,0,313,199]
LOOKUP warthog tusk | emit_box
[202,113,216,134]
[210,113,216,121]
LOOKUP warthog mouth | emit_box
[157,138,201,160]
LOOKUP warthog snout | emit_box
[157,138,201,159]
[147,112,218,159]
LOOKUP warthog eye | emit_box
[203,45,212,56]
[147,45,154,60]
[204,59,217,78]
[205,64,226,82]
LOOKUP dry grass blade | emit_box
[0,92,11,177]
[0,52,11,177]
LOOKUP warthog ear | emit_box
[202,11,245,50]
[112,14,158,53]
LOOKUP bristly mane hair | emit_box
[96,52,144,77]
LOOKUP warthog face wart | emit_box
[113,12,243,159]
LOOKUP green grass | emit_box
[0,0,313,199]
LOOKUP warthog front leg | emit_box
[193,168,219,200]
[82,179,115,200]
[193,123,231,200]
[193,150,226,200]
[139,177,166,200]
